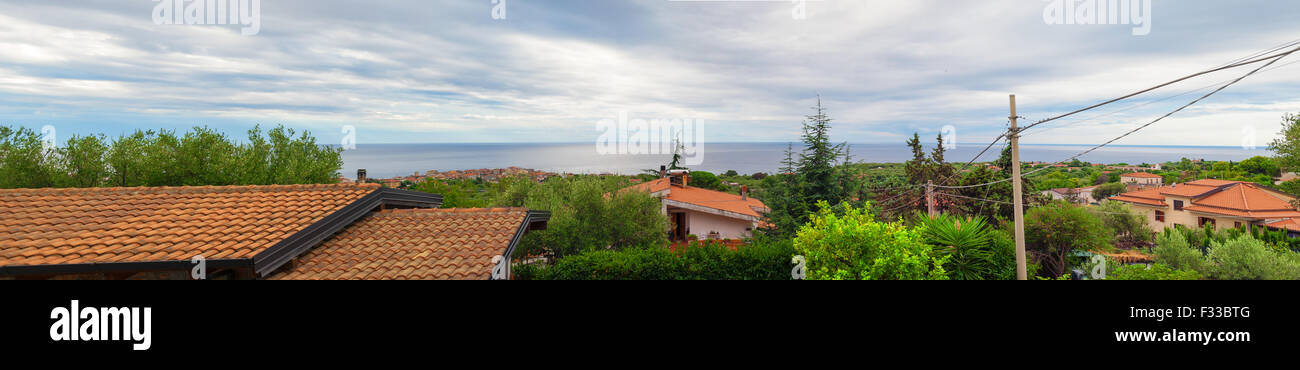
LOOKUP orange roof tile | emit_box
[270,208,537,280]
[0,183,380,269]
[1265,218,1300,232]
[1111,180,1300,219]
[1121,172,1163,179]
[624,178,768,219]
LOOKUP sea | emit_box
[341,142,1271,178]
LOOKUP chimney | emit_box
[660,165,667,178]
[741,185,748,200]
[357,169,368,183]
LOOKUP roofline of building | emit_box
[253,187,442,277]
[662,198,761,222]
[0,258,251,278]
[498,210,551,280]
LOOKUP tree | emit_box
[794,201,948,280]
[1236,156,1278,176]
[1024,202,1112,277]
[495,176,669,261]
[688,171,725,191]
[723,170,739,177]
[759,98,859,237]
[1092,182,1128,200]
[1269,113,1300,171]
[2,124,344,189]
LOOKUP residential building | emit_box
[1110,179,1300,231]
[0,180,549,280]
[624,170,768,242]
[1120,172,1163,187]
[1042,186,1098,205]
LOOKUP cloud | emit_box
[0,0,1296,150]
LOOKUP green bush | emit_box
[1153,230,1211,275]
[1090,201,1151,244]
[1207,235,1300,280]
[525,239,796,280]
[794,201,948,280]
[1107,263,1201,280]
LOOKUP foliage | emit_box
[916,214,1016,280]
[1271,112,1300,171]
[1024,201,1112,277]
[1092,182,1128,200]
[793,201,948,280]
[1107,263,1201,280]
[688,171,726,191]
[1153,231,1212,275]
[525,239,796,280]
[1205,235,1300,280]
[759,99,863,238]
[412,178,501,208]
[495,176,669,260]
[1089,201,1151,244]
[1,125,343,189]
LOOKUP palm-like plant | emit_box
[918,214,998,280]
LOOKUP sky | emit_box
[0,0,1298,148]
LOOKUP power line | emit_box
[1018,47,1297,133]
[1022,58,1300,138]
[937,44,1300,190]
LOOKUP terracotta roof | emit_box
[1111,180,1300,219]
[625,178,768,219]
[271,208,542,280]
[0,183,380,269]
[1265,218,1300,232]
[1121,172,1163,179]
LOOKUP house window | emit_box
[1235,222,1243,229]
[1199,217,1216,227]
[1173,200,1184,210]
[1155,210,1165,222]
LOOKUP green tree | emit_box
[0,126,57,188]
[794,201,949,280]
[1024,202,1112,277]
[1236,156,1279,176]
[1092,182,1127,200]
[56,134,110,188]
[688,171,725,191]
[1269,113,1300,171]
[495,176,669,261]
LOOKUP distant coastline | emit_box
[341,142,1271,178]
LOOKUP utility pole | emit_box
[1010,94,1028,280]
[926,180,937,217]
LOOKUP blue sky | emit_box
[1,0,1298,147]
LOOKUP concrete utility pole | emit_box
[926,180,937,217]
[1010,94,1028,280]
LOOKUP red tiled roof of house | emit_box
[271,208,534,280]
[0,183,380,268]
[624,178,768,218]
[1265,218,1300,232]
[1121,172,1163,179]
[1111,180,1300,219]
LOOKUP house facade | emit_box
[624,170,768,241]
[1120,172,1163,187]
[1110,179,1300,231]
[1042,186,1098,205]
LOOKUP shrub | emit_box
[1153,230,1211,275]
[794,201,948,280]
[1107,263,1201,280]
[1206,235,1300,280]
[917,214,1016,280]
[526,239,796,280]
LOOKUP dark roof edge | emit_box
[252,187,442,277]
[0,258,250,277]
[498,210,551,280]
